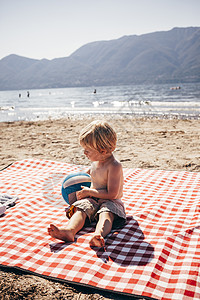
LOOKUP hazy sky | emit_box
[0,0,200,60]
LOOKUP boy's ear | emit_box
[100,149,107,154]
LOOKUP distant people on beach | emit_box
[93,89,97,94]
[170,86,181,90]
[27,91,30,97]
[19,93,21,98]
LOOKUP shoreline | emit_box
[1,110,200,123]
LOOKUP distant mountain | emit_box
[0,27,199,90]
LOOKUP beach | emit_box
[1,116,200,172]
[0,116,200,299]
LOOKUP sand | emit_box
[1,116,200,172]
[0,116,199,299]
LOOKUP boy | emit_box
[48,120,126,247]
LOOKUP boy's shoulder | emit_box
[113,156,122,165]
[109,156,122,170]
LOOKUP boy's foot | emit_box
[47,224,74,242]
[89,234,105,247]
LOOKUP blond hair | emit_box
[79,120,117,153]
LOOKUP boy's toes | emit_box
[89,234,105,247]
[47,224,59,237]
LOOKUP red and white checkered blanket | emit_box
[0,159,200,300]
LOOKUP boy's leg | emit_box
[48,209,87,242]
[89,211,114,247]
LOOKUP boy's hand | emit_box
[76,186,91,200]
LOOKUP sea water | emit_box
[0,83,200,122]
